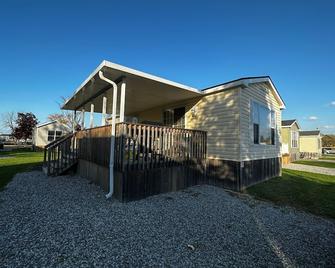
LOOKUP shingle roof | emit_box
[300,130,320,136]
[282,119,296,127]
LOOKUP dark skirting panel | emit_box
[206,157,282,191]
[117,164,206,202]
[77,157,281,201]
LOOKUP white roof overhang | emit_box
[62,61,202,115]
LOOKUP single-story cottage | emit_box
[299,130,322,158]
[281,119,301,162]
[33,121,70,148]
[43,60,286,201]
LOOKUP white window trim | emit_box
[250,99,276,146]
[291,131,299,148]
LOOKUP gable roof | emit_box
[201,76,286,109]
[281,119,300,129]
[300,130,320,136]
[36,121,57,128]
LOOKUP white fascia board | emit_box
[202,80,245,95]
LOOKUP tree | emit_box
[48,97,82,131]
[12,112,38,141]
[322,135,335,147]
[48,112,81,132]
[1,111,17,133]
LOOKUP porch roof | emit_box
[62,61,202,114]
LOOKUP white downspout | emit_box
[98,71,118,199]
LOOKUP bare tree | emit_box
[1,111,17,133]
[48,97,82,131]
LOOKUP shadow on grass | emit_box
[247,169,335,219]
[0,162,42,191]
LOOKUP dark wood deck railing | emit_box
[43,133,78,176]
[75,123,207,171]
[115,123,207,171]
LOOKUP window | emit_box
[163,107,185,128]
[291,131,298,148]
[55,131,62,139]
[47,131,55,142]
[252,101,276,145]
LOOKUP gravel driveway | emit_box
[0,171,334,267]
[283,163,335,176]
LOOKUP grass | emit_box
[0,149,44,190]
[247,169,335,219]
[293,160,335,169]
[320,155,335,160]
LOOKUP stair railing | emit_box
[43,133,78,176]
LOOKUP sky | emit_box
[0,0,334,133]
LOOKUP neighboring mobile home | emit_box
[281,119,301,162]
[33,121,70,148]
[43,61,286,201]
[299,130,322,158]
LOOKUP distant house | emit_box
[32,121,70,148]
[281,119,301,162]
[0,133,13,143]
[299,130,322,158]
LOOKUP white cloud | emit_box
[323,125,335,129]
[331,101,335,107]
[308,116,318,121]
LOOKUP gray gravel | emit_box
[284,163,335,176]
[0,171,334,267]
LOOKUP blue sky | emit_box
[0,0,334,133]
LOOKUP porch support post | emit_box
[81,108,85,129]
[119,81,126,123]
[101,96,107,126]
[90,104,94,128]
[73,110,77,133]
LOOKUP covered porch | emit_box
[45,61,207,201]
[62,61,203,128]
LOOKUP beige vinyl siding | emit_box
[300,135,322,154]
[33,123,70,147]
[186,88,240,160]
[240,82,282,161]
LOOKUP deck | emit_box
[44,122,207,201]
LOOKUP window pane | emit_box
[173,107,185,128]
[271,111,276,128]
[253,124,259,144]
[259,105,271,144]
[163,110,173,126]
[252,102,259,124]
[47,131,55,142]
[271,128,275,145]
[55,131,62,137]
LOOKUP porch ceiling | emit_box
[62,61,202,115]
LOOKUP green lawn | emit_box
[0,149,44,190]
[293,160,335,169]
[247,169,335,219]
[320,155,335,160]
